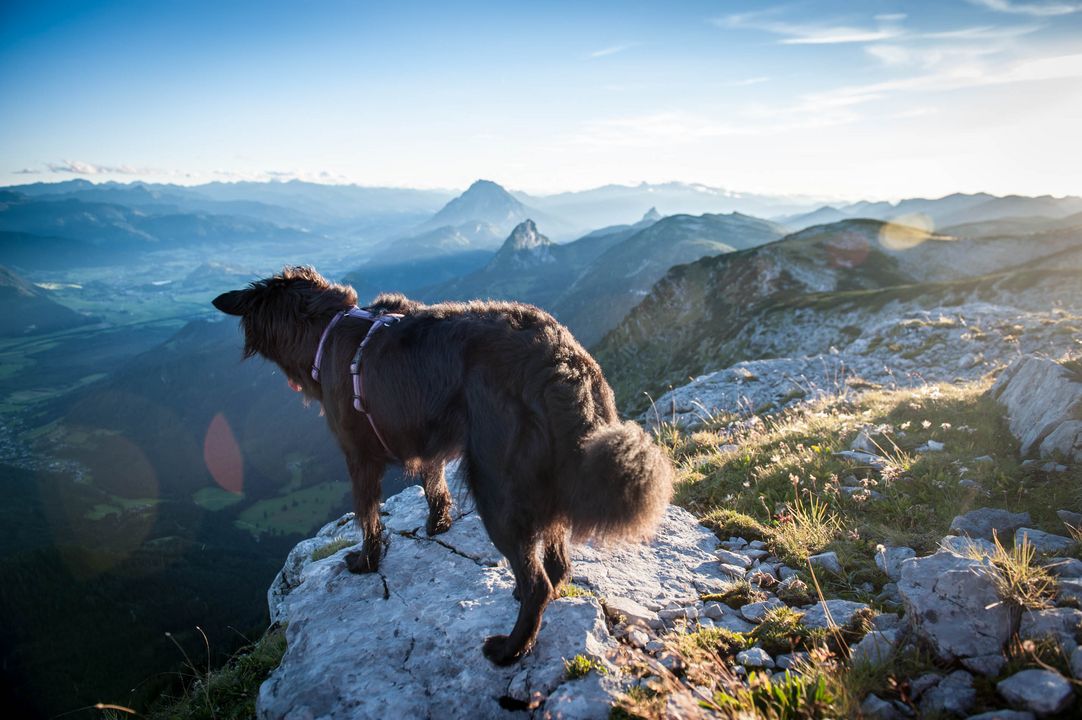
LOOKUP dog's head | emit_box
[213,266,358,375]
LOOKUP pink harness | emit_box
[311,307,402,458]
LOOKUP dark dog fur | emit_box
[213,266,673,664]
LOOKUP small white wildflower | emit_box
[921,420,932,429]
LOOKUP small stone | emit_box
[721,537,749,550]
[735,647,774,669]
[719,563,748,578]
[940,534,997,557]
[1056,509,1082,528]
[959,478,986,493]
[778,566,800,581]
[965,711,1035,720]
[873,613,903,631]
[841,474,861,487]
[628,629,649,648]
[801,599,869,629]
[657,652,683,673]
[744,549,771,561]
[875,545,916,580]
[961,653,1006,677]
[715,614,756,634]
[850,630,896,666]
[1058,578,1082,606]
[605,596,659,629]
[716,549,753,568]
[1015,528,1077,555]
[775,651,809,670]
[748,540,768,550]
[861,693,906,720]
[644,640,665,653]
[740,598,786,623]
[949,508,1031,540]
[1040,462,1067,473]
[1019,608,1082,650]
[808,551,842,575]
[918,439,945,452]
[1044,557,1082,577]
[996,668,1074,716]
[909,672,941,700]
[920,670,975,717]
[704,602,725,620]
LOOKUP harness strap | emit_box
[350,314,401,458]
[311,307,403,459]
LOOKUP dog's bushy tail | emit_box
[567,421,674,542]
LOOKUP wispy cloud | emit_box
[716,10,904,45]
[726,76,770,87]
[969,0,1082,16]
[46,159,144,175]
[589,43,636,59]
[12,168,41,175]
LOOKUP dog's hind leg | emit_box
[483,537,553,666]
[343,452,386,574]
[542,526,571,594]
[420,463,452,536]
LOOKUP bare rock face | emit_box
[992,355,1082,462]
[896,548,1014,661]
[258,486,732,719]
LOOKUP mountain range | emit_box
[781,192,1082,233]
[0,266,94,336]
[593,215,1082,409]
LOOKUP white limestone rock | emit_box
[897,550,1014,661]
[259,486,736,719]
[996,669,1075,716]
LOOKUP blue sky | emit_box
[1,0,1081,199]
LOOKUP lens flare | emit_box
[204,412,244,494]
[879,213,934,251]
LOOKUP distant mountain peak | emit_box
[489,219,554,270]
[642,207,662,223]
[420,179,530,233]
[504,219,547,252]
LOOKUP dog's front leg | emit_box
[343,452,385,574]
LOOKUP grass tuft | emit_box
[970,532,1057,610]
[310,538,357,562]
[146,627,287,720]
[564,654,607,680]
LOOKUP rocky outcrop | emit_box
[644,305,1080,428]
[992,355,1082,462]
[260,486,733,719]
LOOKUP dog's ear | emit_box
[212,289,252,316]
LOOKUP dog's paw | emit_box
[344,549,379,574]
[482,635,524,666]
[426,510,453,537]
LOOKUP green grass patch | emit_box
[235,481,348,538]
[559,583,595,598]
[311,538,357,562]
[564,654,607,680]
[192,486,245,512]
[145,627,287,720]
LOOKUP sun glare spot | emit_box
[204,412,244,494]
[879,213,934,250]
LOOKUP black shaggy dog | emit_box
[213,266,673,665]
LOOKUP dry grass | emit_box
[970,532,1057,610]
